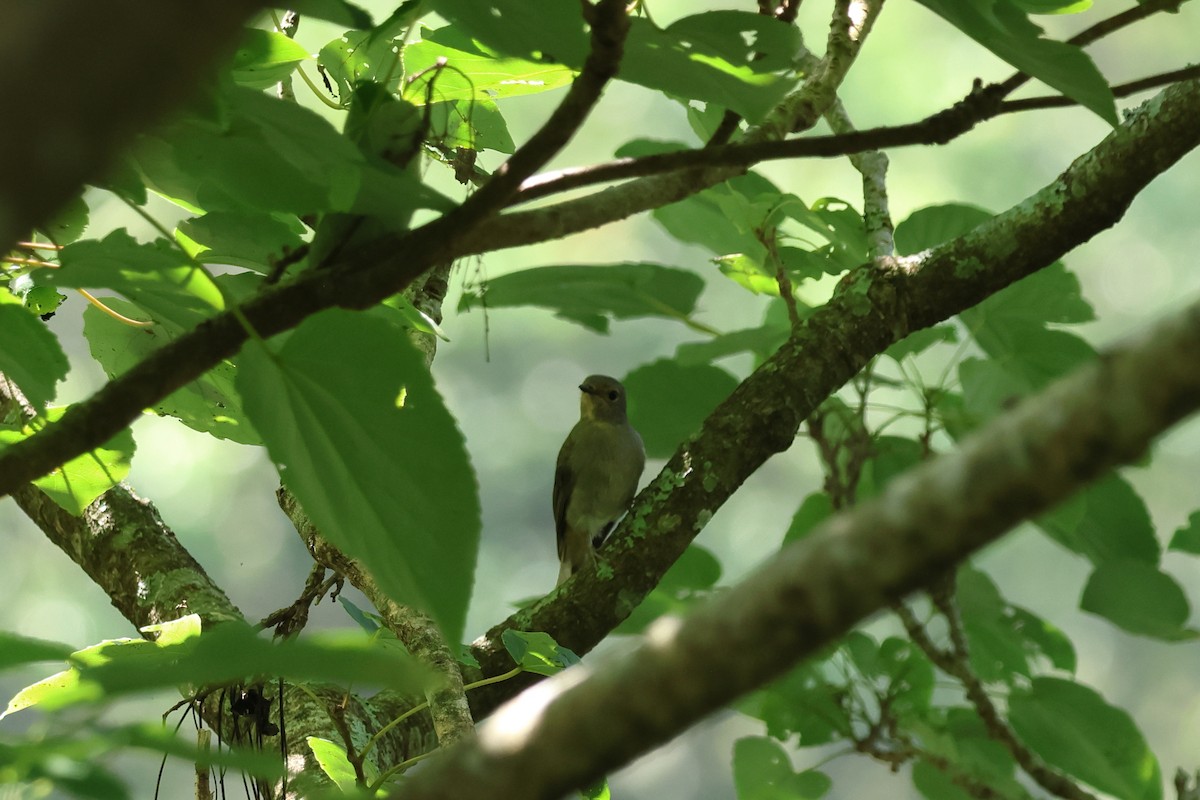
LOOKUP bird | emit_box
[553,375,645,587]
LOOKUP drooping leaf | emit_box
[1037,473,1159,566]
[43,230,225,330]
[675,323,789,367]
[83,300,259,445]
[458,263,705,333]
[501,629,580,676]
[176,212,305,274]
[230,28,311,89]
[782,493,833,546]
[0,288,68,409]
[237,309,480,644]
[38,194,90,245]
[884,324,959,362]
[616,545,722,634]
[404,33,575,103]
[1009,678,1162,800]
[894,203,994,255]
[1080,559,1195,640]
[0,632,75,670]
[733,737,832,800]
[912,0,1116,125]
[308,737,359,792]
[316,5,417,100]
[623,360,738,459]
[0,407,135,516]
[1168,509,1200,554]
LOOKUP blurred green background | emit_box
[3,1,1200,797]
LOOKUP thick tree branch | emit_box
[394,271,1200,800]
[463,79,1200,711]
[0,2,263,255]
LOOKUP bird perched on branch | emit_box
[553,375,645,587]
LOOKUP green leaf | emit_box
[1011,0,1092,14]
[733,737,832,800]
[1009,677,1162,800]
[176,211,305,274]
[308,737,359,792]
[10,621,435,714]
[894,203,994,255]
[501,630,580,676]
[0,632,75,670]
[1037,473,1159,565]
[883,324,958,362]
[83,300,260,444]
[961,261,1094,345]
[458,263,705,333]
[615,545,722,634]
[580,777,611,800]
[45,230,225,330]
[404,35,576,103]
[38,194,90,245]
[1081,560,1195,639]
[0,407,135,516]
[912,0,1116,125]
[957,566,1076,682]
[743,660,851,746]
[135,86,449,220]
[230,28,311,89]
[859,435,924,499]
[426,0,588,64]
[675,323,789,367]
[623,360,738,459]
[317,4,421,99]
[620,15,797,122]
[237,309,481,644]
[0,288,68,409]
[782,493,833,546]
[1168,510,1200,554]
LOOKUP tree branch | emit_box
[393,269,1200,800]
[512,67,1200,205]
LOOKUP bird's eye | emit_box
[608,390,619,401]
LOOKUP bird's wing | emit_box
[553,440,575,559]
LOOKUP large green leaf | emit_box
[1081,559,1195,640]
[176,211,306,274]
[913,0,1116,125]
[1037,473,1159,565]
[623,360,738,459]
[230,28,311,89]
[894,203,994,255]
[317,3,423,100]
[429,3,797,120]
[501,630,580,676]
[133,86,450,219]
[0,288,68,410]
[1009,678,1161,800]
[83,299,260,445]
[237,309,480,644]
[43,230,224,330]
[0,407,135,516]
[404,32,575,103]
[0,632,75,670]
[458,263,706,333]
[957,566,1076,683]
[4,618,433,717]
[733,737,831,800]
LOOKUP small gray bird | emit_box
[553,375,645,586]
